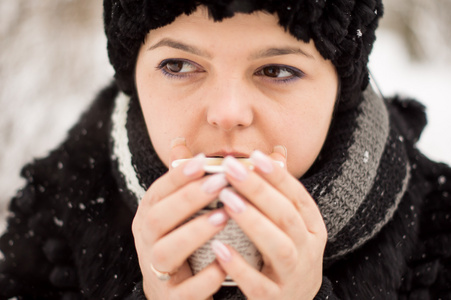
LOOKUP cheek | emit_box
[137,91,176,168]
[282,100,334,178]
[139,92,202,168]
[284,122,330,178]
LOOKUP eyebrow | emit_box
[147,38,314,60]
[147,38,212,59]
[251,47,315,60]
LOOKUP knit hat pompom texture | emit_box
[104,0,383,111]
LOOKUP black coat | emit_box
[1,83,450,299]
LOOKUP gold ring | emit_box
[150,264,173,281]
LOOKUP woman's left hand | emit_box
[213,147,328,300]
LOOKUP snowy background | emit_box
[1,0,451,231]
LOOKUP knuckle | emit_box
[150,244,171,269]
[274,243,298,267]
[278,213,299,232]
[144,213,164,238]
[147,192,160,206]
[292,193,305,212]
[179,185,192,202]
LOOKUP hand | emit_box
[212,147,328,300]
[132,139,229,299]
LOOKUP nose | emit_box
[206,78,254,131]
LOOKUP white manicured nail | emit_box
[222,156,248,181]
[202,173,228,194]
[183,154,206,176]
[219,188,246,213]
[208,211,228,226]
[170,137,186,148]
[250,150,274,173]
[211,240,231,262]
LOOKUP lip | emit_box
[206,151,250,158]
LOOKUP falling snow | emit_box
[357,29,363,38]
[89,157,96,168]
[53,217,63,227]
[363,151,370,164]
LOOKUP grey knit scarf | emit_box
[110,85,410,263]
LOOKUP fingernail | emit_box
[211,240,231,262]
[208,211,229,226]
[250,150,273,173]
[272,145,287,169]
[202,173,228,194]
[222,156,248,181]
[183,153,206,176]
[219,188,246,213]
[273,145,287,159]
[170,137,186,148]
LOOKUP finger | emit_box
[140,173,229,242]
[170,137,193,168]
[222,156,309,243]
[151,209,229,273]
[141,153,206,207]
[219,188,301,281]
[268,145,287,171]
[172,261,226,300]
[248,152,326,235]
[211,240,279,298]
[140,138,203,207]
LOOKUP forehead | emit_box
[144,7,322,60]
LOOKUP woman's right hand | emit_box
[132,141,229,299]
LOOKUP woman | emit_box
[1,0,450,299]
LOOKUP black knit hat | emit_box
[104,0,383,111]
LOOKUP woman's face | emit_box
[135,7,338,178]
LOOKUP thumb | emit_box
[170,137,194,169]
[269,145,287,170]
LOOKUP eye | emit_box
[165,60,196,73]
[255,65,304,82]
[157,59,203,78]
